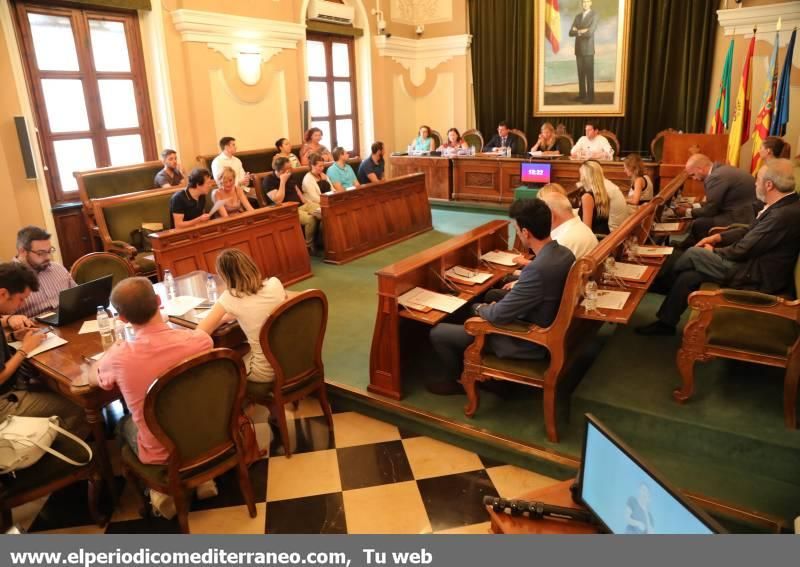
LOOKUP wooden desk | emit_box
[320,173,433,265]
[452,156,658,204]
[488,480,598,534]
[389,155,452,200]
[150,204,311,285]
[369,220,515,399]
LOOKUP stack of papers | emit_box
[445,267,492,285]
[582,290,631,311]
[610,262,648,280]
[654,222,682,231]
[634,246,674,257]
[398,287,466,314]
[481,251,518,267]
[10,333,68,357]
[164,296,207,317]
[78,320,100,334]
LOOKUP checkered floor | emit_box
[13,398,560,534]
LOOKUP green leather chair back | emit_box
[80,164,163,200]
[71,252,133,287]
[555,135,574,155]
[266,293,326,389]
[463,130,484,152]
[102,193,173,245]
[239,150,276,175]
[430,130,442,150]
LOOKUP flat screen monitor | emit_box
[520,162,551,184]
[577,414,723,534]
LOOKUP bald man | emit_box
[638,159,800,335]
[676,154,756,247]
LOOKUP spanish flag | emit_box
[545,0,561,54]
[709,40,733,134]
[749,32,779,174]
[727,34,756,167]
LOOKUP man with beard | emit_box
[13,226,75,318]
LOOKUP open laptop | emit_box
[35,275,113,327]
[575,414,724,534]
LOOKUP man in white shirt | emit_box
[539,188,598,259]
[210,136,252,190]
[570,123,613,159]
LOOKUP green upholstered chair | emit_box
[676,256,800,428]
[463,129,484,152]
[650,129,679,162]
[120,349,256,534]
[70,252,135,288]
[430,130,443,151]
[247,289,333,458]
[554,134,574,156]
[196,146,303,174]
[599,130,620,157]
[0,436,103,531]
[510,129,528,156]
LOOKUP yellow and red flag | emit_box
[750,32,780,174]
[545,0,561,54]
[727,33,756,167]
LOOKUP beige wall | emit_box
[706,0,800,167]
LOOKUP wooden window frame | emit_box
[12,0,156,204]
[306,32,360,154]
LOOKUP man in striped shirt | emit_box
[13,226,75,318]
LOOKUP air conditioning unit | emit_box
[308,0,355,25]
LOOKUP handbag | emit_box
[237,414,265,465]
[0,415,93,475]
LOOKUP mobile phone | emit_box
[35,326,52,335]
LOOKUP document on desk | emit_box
[634,246,674,257]
[398,287,466,314]
[581,290,630,311]
[164,296,207,317]
[481,251,518,267]
[445,267,493,284]
[653,222,682,231]
[78,320,100,334]
[10,333,68,357]
[610,262,648,280]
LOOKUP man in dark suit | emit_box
[428,199,575,394]
[483,121,521,153]
[676,154,757,247]
[569,0,598,103]
[637,159,799,336]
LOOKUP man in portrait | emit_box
[569,0,598,103]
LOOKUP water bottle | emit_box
[584,279,598,312]
[114,317,126,342]
[206,274,218,302]
[470,146,476,156]
[506,145,512,158]
[163,269,176,300]
[407,144,413,155]
[603,256,616,285]
[124,323,136,342]
[97,306,114,350]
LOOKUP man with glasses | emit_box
[13,226,75,318]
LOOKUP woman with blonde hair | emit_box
[623,153,654,205]
[530,122,558,152]
[198,249,287,385]
[578,160,629,233]
[212,166,254,216]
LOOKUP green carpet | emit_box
[290,207,800,528]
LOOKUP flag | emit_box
[749,32,780,174]
[727,34,756,167]
[545,0,561,54]
[710,39,734,134]
[770,28,796,137]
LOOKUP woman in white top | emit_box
[578,160,629,233]
[301,152,333,204]
[623,154,654,205]
[198,248,286,383]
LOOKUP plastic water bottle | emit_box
[584,279,598,312]
[506,145,512,158]
[163,269,176,300]
[407,144,413,155]
[97,306,114,350]
[114,317,126,342]
[206,274,218,302]
[603,256,616,285]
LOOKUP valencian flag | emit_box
[545,0,561,53]
[750,32,780,174]
[770,28,796,137]
[727,33,756,167]
[709,39,734,134]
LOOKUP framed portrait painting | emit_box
[534,0,631,116]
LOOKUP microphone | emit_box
[483,495,595,524]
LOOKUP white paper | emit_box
[78,320,100,334]
[610,262,648,280]
[398,287,467,314]
[89,351,104,361]
[582,290,631,311]
[164,296,207,317]
[445,267,492,284]
[634,246,674,257]
[209,199,227,217]
[10,333,68,358]
[654,222,681,231]
[193,309,213,320]
[481,251,518,267]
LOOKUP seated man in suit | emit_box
[13,226,75,318]
[428,199,575,394]
[637,159,799,336]
[675,154,756,248]
[483,121,520,153]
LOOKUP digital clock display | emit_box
[520,162,552,184]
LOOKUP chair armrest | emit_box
[688,289,800,321]
[107,240,138,259]
[464,317,550,345]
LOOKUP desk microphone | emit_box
[483,495,595,524]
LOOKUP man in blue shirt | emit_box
[357,142,385,184]
[326,147,360,191]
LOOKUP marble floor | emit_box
[13,398,560,534]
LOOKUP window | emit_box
[14,2,156,204]
[306,33,359,154]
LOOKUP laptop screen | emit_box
[520,162,551,184]
[578,414,721,534]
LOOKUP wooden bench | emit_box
[253,157,362,207]
[196,146,302,175]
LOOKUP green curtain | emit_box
[468,0,718,154]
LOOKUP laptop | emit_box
[35,275,113,327]
[575,414,724,534]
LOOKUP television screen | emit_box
[520,162,552,184]
[578,414,722,534]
